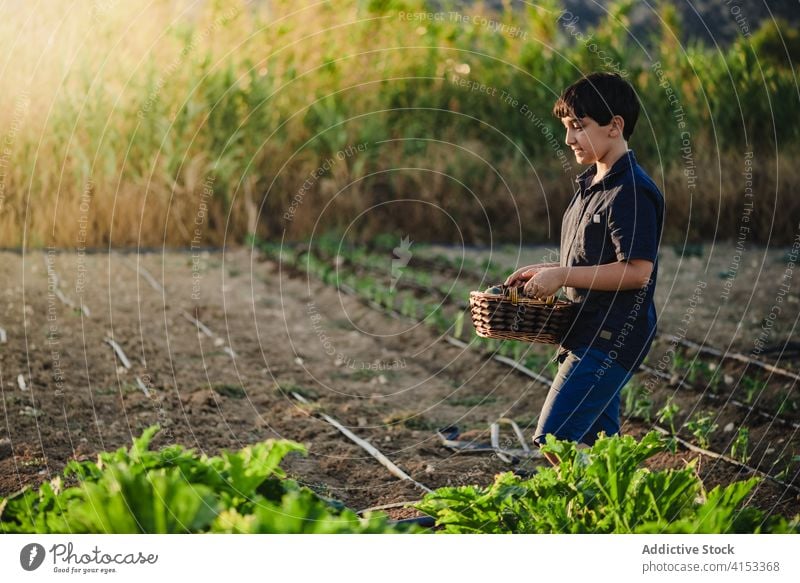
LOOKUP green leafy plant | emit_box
[380,288,397,311]
[741,376,767,405]
[453,310,465,339]
[670,351,688,375]
[684,411,719,449]
[424,305,449,335]
[774,456,800,482]
[730,427,750,464]
[657,398,680,433]
[776,391,798,415]
[621,381,653,422]
[498,341,516,359]
[400,296,418,318]
[656,397,681,453]
[686,358,703,383]
[705,363,723,393]
[0,426,410,534]
[382,410,437,431]
[415,432,798,534]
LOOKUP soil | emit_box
[0,247,797,524]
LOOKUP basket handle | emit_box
[502,284,556,306]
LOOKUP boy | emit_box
[505,72,665,465]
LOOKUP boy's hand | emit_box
[523,267,566,299]
[504,266,534,287]
[504,262,559,287]
[504,264,544,287]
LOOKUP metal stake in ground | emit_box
[104,337,132,369]
[291,392,433,494]
[43,254,91,317]
[116,253,165,293]
[180,310,238,358]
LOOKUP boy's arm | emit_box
[561,259,653,290]
[524,259,653,298]
[547,185,660,295]
[526,185,661,297]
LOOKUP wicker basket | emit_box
[469,285,576,344]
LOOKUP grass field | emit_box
[0,0,799,248]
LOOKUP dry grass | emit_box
[0,0,797,248]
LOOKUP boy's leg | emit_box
[532,345,634,461]
[582,379,626,445]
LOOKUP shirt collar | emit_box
[576,149,638,190]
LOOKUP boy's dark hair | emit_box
[552,72,640,140]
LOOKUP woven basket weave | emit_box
[469,285,576,344]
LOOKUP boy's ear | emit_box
[609,115,625,138]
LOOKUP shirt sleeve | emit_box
[607,185,660,263]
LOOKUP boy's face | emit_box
[560,115,619,165]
